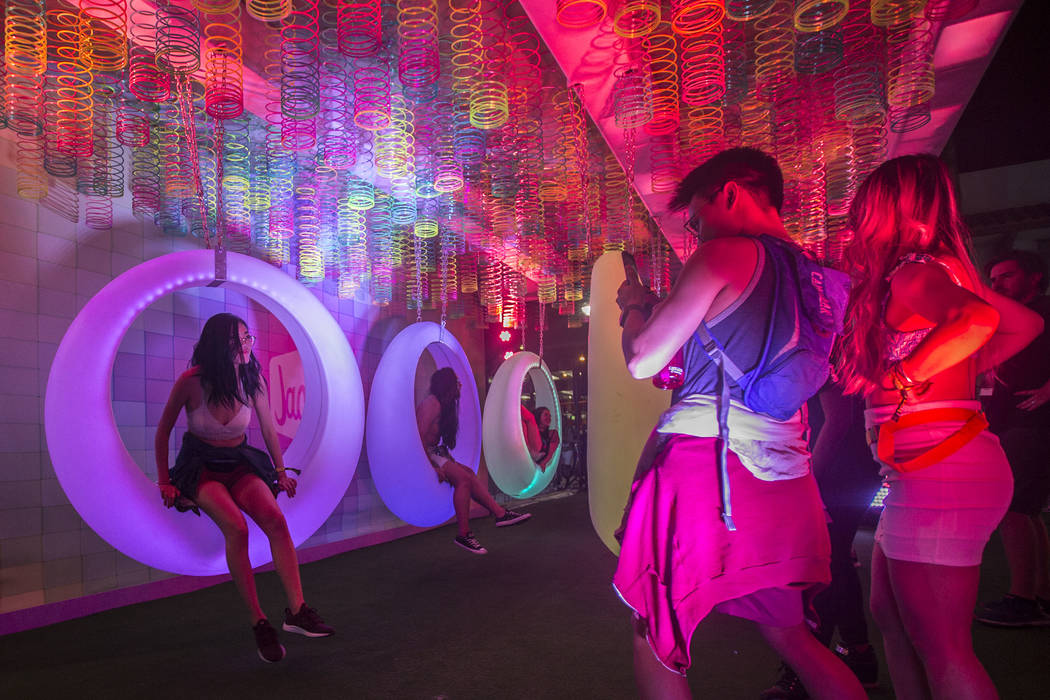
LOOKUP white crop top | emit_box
[187,395,252,442]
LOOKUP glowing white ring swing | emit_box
[44,250,365,576]
[366,322,482,527]
[483,351,562,498]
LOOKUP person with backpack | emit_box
[838,155,1043,700]
[613,148,865,700]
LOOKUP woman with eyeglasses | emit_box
[155,313,333,663]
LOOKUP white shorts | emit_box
[426,445,451,468]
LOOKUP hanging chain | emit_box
[176,73,211,248]
[521,295,527,352]
[624,126,636,253]
[439,215,449,332]
[539,301,546,360]
[414,234,424,324]
[213,117,226,252]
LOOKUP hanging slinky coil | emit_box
[556,0,607,29]
[204,9,245,120]
[337,0,382,58]
[671,0,726,37]
[641,32,680,135]
[680,30,726,106]
[281,0,321,120]
[725,0,776,21]
[246,0,293,22]
[613,0,661,39]
[155,3,201,74]
[793,0,849,33]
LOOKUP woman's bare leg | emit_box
[231,476,304,612]
[194,481,264,624]
[759,622,866,700]
[631,616,691,700]
[444,461,506,526]
[870,543,931,700]
[887,556,998,700]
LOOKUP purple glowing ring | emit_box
[482,352,562,498]
[44,250,364,576]
[366,322,481,527]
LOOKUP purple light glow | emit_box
[44,250,364,576]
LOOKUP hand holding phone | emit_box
[622,251,642,287]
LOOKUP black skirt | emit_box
[168,432,280,513]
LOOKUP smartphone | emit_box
[622,251,642,286]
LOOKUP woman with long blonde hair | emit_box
[840,154,1042,700]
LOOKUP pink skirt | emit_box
[865,400,1013,567]
[613,434,830,674]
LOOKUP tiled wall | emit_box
[0,141,489,618]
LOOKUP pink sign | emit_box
[269,350,306,439]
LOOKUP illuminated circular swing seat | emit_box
[44,250,364,576]
[483,351,562,498]
[366,322,482,527]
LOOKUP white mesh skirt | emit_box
[864,400,1013,567]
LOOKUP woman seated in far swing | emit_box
[523,405,560,472]
[418,367,532,555]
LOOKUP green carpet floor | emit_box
[2,492,1048,699]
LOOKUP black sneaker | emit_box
[283,603,335,637]
[975,594,1050,627]
[834,643,879,687]
[253,618,286,663]
[494,509,532,527]
[454,532,488,554]
[759,664,809,700]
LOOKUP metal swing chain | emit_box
[414,234,424,324]
[175,73,212,249]
[539,301,545,361]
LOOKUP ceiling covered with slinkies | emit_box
[2,0,1021,326]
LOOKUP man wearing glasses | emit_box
[612,148,863,699]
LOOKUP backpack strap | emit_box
[692,237,783,532]
[694,325,738,532]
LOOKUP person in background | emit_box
[838,155,1043,700]
[976,250,1050,627]
[156,313,334,664]
[615,147,865,700]
[762,381,883,699]
[531,406,560,472]
[418,367,532,555]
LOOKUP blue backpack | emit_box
[695,235,850,530]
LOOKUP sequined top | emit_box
[883,253,962,362]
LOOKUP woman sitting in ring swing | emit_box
[417,367,532,554]
[155,313,333,663]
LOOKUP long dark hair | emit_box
[533,406,551,437]
[191,313,263,408]
[838,154,979,395]
[430,367,460,449]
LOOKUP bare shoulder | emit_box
[681,236,759,284]
[417,394,439,413]
[892,254,972,293]
[173,369,202,395]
